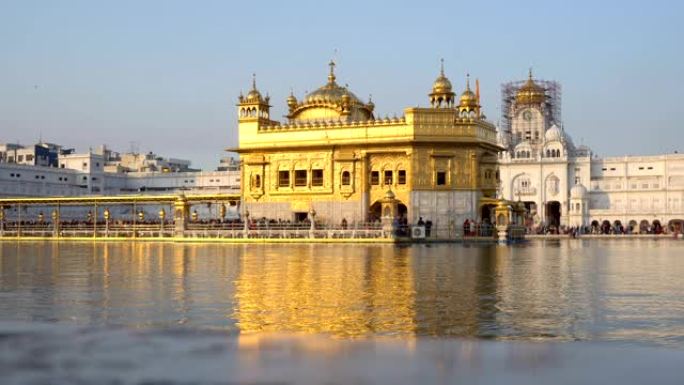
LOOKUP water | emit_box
[1,239,684,347]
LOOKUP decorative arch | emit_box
[545,173,560,197]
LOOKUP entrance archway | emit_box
[652,220,663,234]
[368,202,382,222]
[639,219,650,233]
[628,220,637,233]
[601,220,611,234]
[481,204,496,224]
[668,219,684,234]
[613,220,623,234]
[368,200,407,223]
[545,201,561,228]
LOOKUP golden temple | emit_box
[230,61,500,236]
[232,60,502,236]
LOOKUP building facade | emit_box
[234,62,501,233]
[497,71,684,232]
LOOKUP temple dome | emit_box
[459,77,478,108]
[432,74,453,94]
[545,124,563,142]
[570,183,587,199]
[516,69,545,105]
[304,83,364,105]
[429,59,456,108]
[288,61,374,122]
[245,88,262,103]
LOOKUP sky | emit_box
[1,0,682,169]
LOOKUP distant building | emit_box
[0,143,238,197]
[217,156,240,171]
[497,71,684,232]
[0,142,62,167]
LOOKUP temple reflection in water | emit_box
[1,241,684,345]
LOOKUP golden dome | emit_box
[516,69,545,105]
[244,73,264,103]
[288,61,374,121]
[432,74,453,94]
[303,61,363,105]
[286,91,297,105]
[431,59,453,94]
[429,59,456,108]
[459,75,478,108]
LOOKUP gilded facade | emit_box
[232,61,501,234]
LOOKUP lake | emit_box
[1,239,683,348]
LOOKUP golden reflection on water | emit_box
[1,240,684,346]
[234,245,416,337]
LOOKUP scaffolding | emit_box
[500,78,561,134]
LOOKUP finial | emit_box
[528,67,533,80]
[328,60,336,84]
[466,73,471,90]
[251,73,257,90]
[368,94,373,103]
[440,58,445,76]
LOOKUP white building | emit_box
[497,72,684,232]
[1,146,240,198]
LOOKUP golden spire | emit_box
[327,60,336,85]
[244,73,263,103]
[440,58,445,76]
[465,73,471,90]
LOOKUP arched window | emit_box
[546,149,551,158]
[254,175,261,188]
[341,171,351,186]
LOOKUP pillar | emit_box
[174,195,189,238]
[494,201,512,243]
[0,206,5,237]
[51,208,60,238]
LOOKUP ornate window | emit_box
[254,174,261,188]
[370,171,379,185]
[398,170,406,185]
[294,170,307,187]
[278,171,290,187]
[384,170,393,185]
[312,169,323,187]
[341,171,351,186]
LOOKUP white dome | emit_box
[570,183,587,199]
[545,124,563,142]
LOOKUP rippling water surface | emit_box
[1,240,683,347]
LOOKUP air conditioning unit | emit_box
[411,225,426,239]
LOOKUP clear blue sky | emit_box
[1,0,682,169]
